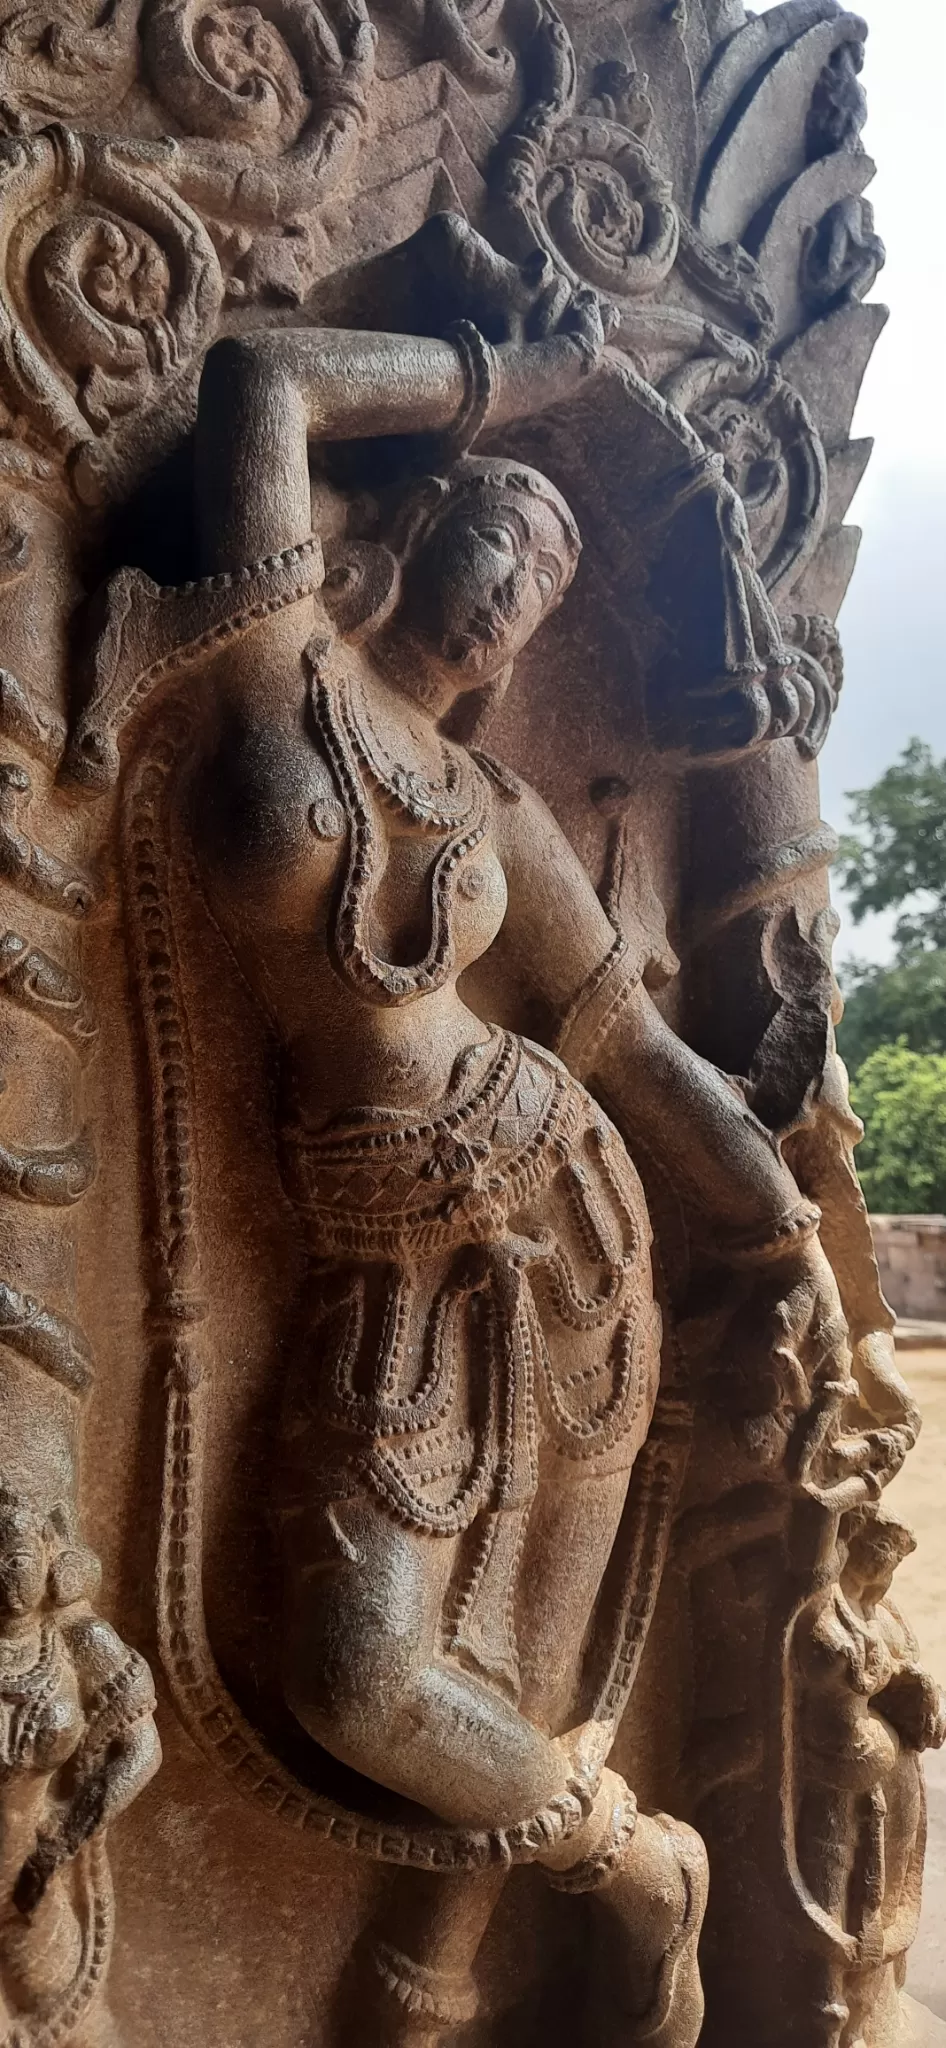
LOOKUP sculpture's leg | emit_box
[282,1493,581,1825]
[347,1866,508,2047]
[551,1794,708,2048]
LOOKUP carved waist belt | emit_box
[280,1031,659,1501]
[280,1030,582,1259]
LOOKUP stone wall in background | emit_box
[873,1217,946,1325]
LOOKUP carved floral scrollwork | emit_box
[143,0,372,157]
[409,0,514,94]
[132,0,376,301]
[527,115,678,300]
[0,0,140,129]
[494,3,677,303]
[662,344,827,606]
[142,0,375,204]
[780,611,843,761]
[0,125,222,501]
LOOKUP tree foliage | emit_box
[850,1043,946,1215]
[836,949,946,1074]
[836,739,946,958]
[833,742,946,1211]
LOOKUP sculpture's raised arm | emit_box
[195,252,610,570]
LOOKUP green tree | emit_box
[835,740,946,1071]
[850,1043,946,1214]
[836,738,946,955]
[837,951,946,1074]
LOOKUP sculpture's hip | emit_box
[280,1030,660,1532]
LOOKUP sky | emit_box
[758,0,946,967]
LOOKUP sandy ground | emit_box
[884,1351,946,2018]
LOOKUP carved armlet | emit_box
[552,930,641,1079]
[701,1201,823,1268]
[62,535,325,792]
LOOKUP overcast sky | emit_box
[758,0,946,965]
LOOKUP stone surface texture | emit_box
[0,1,939,2044]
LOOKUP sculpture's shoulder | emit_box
[470,749,524,803]
[62,1612,156,1714]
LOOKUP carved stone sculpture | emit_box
[0,2,936,2044]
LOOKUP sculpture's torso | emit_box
[192,624,509,1128]
[188,617,661,1748]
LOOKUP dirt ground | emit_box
[884,1351,946,2018]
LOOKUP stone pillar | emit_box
[0,4,938,2045]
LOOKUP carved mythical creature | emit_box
[0,1489,160,2044]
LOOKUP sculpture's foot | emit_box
[549,1776,708,2048]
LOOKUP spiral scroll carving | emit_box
[0,126,222,502]
[532,117,678,298]
[663,347,827,606]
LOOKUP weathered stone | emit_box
[0,3,937,2045]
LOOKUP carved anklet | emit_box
[707,1200,822,1267]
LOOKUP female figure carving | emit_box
[794,1508,945,2047]
[76,220,867,2040]
[0,1490,160,2044]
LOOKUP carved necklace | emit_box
[0,1620,61,1769]
[346,672,476,831]
[306,643,490,1008]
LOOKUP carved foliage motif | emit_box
[0,496,160,2045]
[495,16,679,302]
[0,126,222,500]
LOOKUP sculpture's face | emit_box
[844,1519,912,1605]
[401,485,576,691]
[0,1505,46,1617]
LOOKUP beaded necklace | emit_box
[306,641,491,1007]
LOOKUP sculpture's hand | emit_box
[551,283,617,368]
[400,211,618,349]
[12,1776,103,1914]
[874,1668,946,1753]
[492,283,617,427]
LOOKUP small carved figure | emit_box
[0,1488,160,2043]
[793,1509,946,2044]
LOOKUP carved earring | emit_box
[321,540,401,644]
[47,1542,101,1607]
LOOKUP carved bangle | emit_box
[706,1200,822,1268]
[553,931,641,1079]
[547,1783,638,1894]
[443,319,498,457]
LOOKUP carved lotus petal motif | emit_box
[522,117,679,300]
[0,126,222,501]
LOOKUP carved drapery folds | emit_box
[0,2,936,2046]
